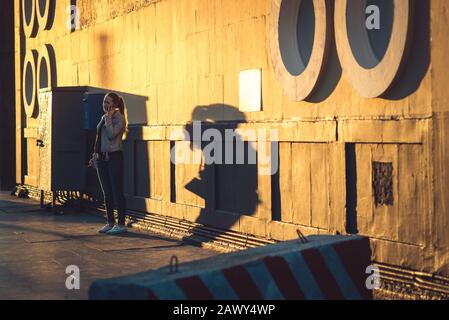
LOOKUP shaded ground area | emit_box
[0,192,219,300]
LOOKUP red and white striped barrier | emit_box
[89,235,372,300]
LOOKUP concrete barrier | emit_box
[89,235,372,300]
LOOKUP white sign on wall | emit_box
[239,69,262,112]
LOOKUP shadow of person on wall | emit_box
[174,104,260,247]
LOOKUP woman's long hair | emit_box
[105,92,128,140]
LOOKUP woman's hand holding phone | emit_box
[104,105,115,125]
[105,105,114,116]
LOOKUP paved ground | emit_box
[0,191,220,300]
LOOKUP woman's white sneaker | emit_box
[99,224,114,233]
[106,225,127,235]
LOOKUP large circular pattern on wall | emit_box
[269,0,330,101]
[334,0,414,98]
[22,0,37,38]
[22,50,38,118]
[36,0,52,30]
[37,44,54,91]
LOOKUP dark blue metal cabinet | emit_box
[36,87,102,193]
[83,93,105,130]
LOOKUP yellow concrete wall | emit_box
[431,0,449,275]
[14,0,448,277]
[22,0,432,122]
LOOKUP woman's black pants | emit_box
[96,151,126,226]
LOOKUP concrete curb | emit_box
[89,235,372,300]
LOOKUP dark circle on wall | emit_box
[25,63,34,105]
[37,0,55,30]
[39,59,49,89]
[25,0,33,23]
[346,0,394,69]
[37,45,56,91]
[22,0,37,38]
[366,0,394,64]
[38,0,46,16]
[22,50,38,118]
[269,0,330,101]
[279,0,316,76]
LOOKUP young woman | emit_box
[89,92,128,235]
